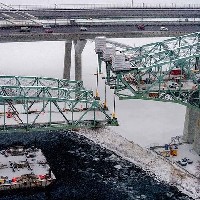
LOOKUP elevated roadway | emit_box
[0,31,194,43]
[0,3,199,42]
[8,7,200,20]
[0,23,199,42]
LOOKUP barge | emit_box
[0,145,55,191]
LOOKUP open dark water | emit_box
[0,130,193,200]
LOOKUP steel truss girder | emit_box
[0,75,83,89]
[106,32,200,70]
[0,85,94,103]
[0,76,118,132]
[106,53,200,108]
[100,32,200,109]
[130,42,200,69]
[107,32,200,57]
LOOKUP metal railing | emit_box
[2,3,200,10]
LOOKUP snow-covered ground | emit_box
[78,128,200,199]
[154,143,200,177]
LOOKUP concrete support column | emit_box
[183,107,197,143]
[63,40,72,80]
[183,106,200,154]
[74,39,87,81]
[193,109,200,155]
[195,34,200,70]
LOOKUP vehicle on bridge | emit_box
[20,27,30,32]
[43,25,53,33]
[160,26,169,31]
[45,29,53,33]
[43,25,51,29]
[80,27,88,31]
[136,24,145,30]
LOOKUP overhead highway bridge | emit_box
[2,4,200,19]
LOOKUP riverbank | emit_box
[0,129,192,199]
[78,127,200,199]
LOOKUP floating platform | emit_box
[0,145,55,191]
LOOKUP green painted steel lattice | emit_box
[0,76,118,132]
[99,32,200,109]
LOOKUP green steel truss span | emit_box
[99,32,200,109]
[0,76,118,132]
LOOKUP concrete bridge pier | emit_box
[63,40,72,80]
[183,107,200,154]
[74,39,87,81]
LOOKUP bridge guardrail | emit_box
[0,31,191,42]
[0,18,200,27]
[4,4,200,10]
[0,19,199,28]
[72,21,200,26]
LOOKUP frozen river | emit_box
[0,37,186,147]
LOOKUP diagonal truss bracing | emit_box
[0,76,118,132]
[99,32,200,109]
[107,32,200,58]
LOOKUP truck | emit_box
[170,68,182,76]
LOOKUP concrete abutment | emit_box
[183,106,200,154]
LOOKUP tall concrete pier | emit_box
[63,40,72,80]
[74,39,87,81]
[63,39,87,81]
[183,107,200,154]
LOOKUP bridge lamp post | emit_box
[131,0,133,7]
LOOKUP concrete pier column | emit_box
[74,39,87,81]
[190,34,200,155]
[193,109,200,154]
[63,40,72,80]
[195,34,200,70]
[183,107,198,143]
